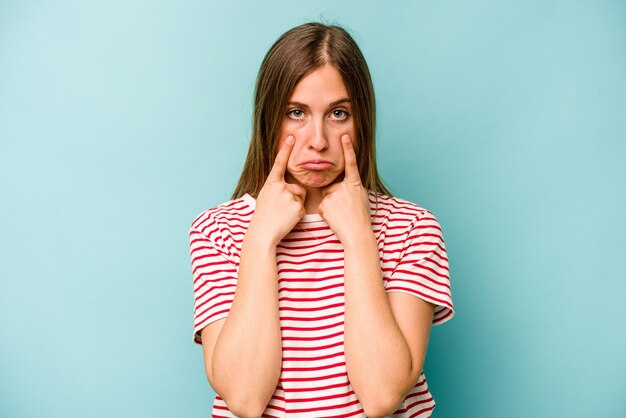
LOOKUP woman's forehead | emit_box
[288,65,350,105]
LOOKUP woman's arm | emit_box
[319,135,435,416]
[208,235,283,417]
[342,231,435,417]
[208,136,305,417]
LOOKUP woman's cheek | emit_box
[286,142,305,174]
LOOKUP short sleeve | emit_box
[189,226,238,345]
[384,210,455,325]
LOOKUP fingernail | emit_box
[286,136,294,145]
[342,135,350,143]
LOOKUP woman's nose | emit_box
[307,119,329,152]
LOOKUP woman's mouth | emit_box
[300,161,333,170]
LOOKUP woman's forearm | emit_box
[211,232,283,415]
[342,230,413,416]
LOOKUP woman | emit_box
[189,22,454,418]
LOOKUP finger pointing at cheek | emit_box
[341,135,361,184]
[318,134,371,244]
[268,135,295,182]
[251,134,306,246]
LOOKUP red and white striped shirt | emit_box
[189,191,454,417]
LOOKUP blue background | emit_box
[1,1,625,417]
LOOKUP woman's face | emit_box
[277,64,356,190]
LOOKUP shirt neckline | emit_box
[242,193,324,223]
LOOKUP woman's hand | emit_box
[318,135,372,245]
[248,135,307,247]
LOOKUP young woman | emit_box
[189,22,454,418]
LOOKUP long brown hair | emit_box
[231,22,392,199]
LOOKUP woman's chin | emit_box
[293,172,340,189]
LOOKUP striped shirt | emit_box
[189,191,454,417]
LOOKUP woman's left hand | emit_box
[319,135,372,245]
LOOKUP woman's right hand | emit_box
[247,135,306,246]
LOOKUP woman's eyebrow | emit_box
[329,98,351,107]
[287,98,352,108]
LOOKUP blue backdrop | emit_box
[1,1,624,417]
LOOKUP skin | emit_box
[204,64,436,417]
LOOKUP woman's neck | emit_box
[304,187,323,214]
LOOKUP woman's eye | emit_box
[288,109,304,119]
[331,109,349,120]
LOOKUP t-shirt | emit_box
[189,191,454,417]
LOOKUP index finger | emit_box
[341,135,361,183]
[267,135,295,182]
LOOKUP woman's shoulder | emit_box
[368,190,437,220]
[190,194,255,233]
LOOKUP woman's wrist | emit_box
[341,227,377,252]
[243,223,279,251]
